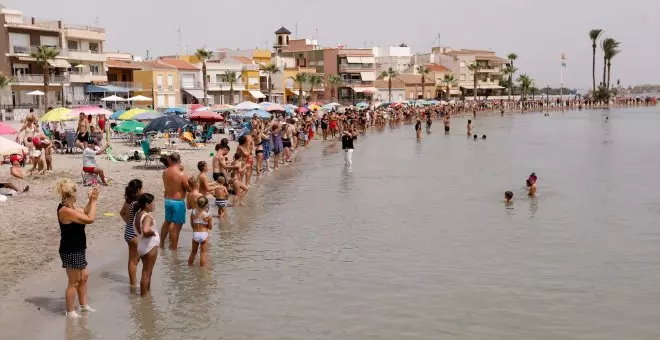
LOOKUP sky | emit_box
[5,0,660,89]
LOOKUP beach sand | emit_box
[0,135,226,295]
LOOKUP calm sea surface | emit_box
[16,107,660,339]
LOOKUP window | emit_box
[89,64,101,74]
[216,74,223,83]
[285,79,294,88]
[309,60,316,66]
[89,42,99,53]
[9,33,29,51]
[157,95,166,108]
[426,91,431,98]
[12,63,29,76]
[460,62,466,68]
[67,41,78,51]
[317,60,324,66]
[167,95,175,107]
[248,78,258,85]
[460,74,466,81]
[167,74,174,90]
[409,92,414,99]
[397,94,403,101]
[157,75,163,90]
[40,36,58,47]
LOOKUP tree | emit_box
[516,74,533,102]
[467,63,482,101]
[307,74,323,102]
[379,67,398,101]
[195,49,213,106]
[224,70,238,105]
[260,63,280,102]
[441,74,456,100]
[30,46,59,110]
[415,65,430,99]
[589,29,604,96]
[292,72,309,106]
[0,73,10,117]
[326,74,343,102]
[602,38,620,91]
[503,64,517,100]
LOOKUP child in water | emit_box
[213,175,230,219]
[504,191,513,204]
[186,175,202,211]
[188,196,213,267]
[526,173,538,197]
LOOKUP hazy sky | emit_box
[6,0,660,89]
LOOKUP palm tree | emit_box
[379,67,398,101]
[415,65,430,99]
[441,74,456,100]
[326,74,343,102]
[467,63,482,101]
[516,74,532,102]
[195,49,213,105]
[224,70,238,105]
[602,38,620,91]
[503,64,517,100]
[589,29,604,96]
[261,63,280,102]
[30,46,59,110]
[0,73,10,117]
[292,72,309,106]
[507,53,518,68]
[307,74,323,102]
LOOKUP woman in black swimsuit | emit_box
[321,114,329,141]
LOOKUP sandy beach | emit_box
[0,132,226,295]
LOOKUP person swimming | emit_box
[482,134,487,140]
[473,134,478,140]
[527,173,538,197]
[504,191,513,203]
[188,196,213,267]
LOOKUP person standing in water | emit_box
[160,153,191,250]
[443,114,451,134]
[188,196,213,267]
[119,179,143,288]
[467,119,473,136]
[415,119,422,140]
[133,193,159,296]
[341,128,357,168]
[527,173,538,197]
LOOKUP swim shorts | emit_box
[164,198,186,224]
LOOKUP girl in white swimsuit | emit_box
[188,196,213,267]
[133,193,159,296]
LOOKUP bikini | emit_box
[134,212,160,257]
[191,209,210,244]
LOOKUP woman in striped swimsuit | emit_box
[119,179,143,287]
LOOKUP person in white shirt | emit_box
[82,139,110,185]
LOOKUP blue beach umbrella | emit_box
[110,109,125,120]
[356,102,369,109]
[164,107,186,115]
[132,111,163,120]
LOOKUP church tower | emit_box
[273,27,291,54]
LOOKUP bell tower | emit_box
[274,27,291,54]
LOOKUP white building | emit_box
[373,45,413,75]
[435,48,508,98]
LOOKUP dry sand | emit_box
[0,135,229,295]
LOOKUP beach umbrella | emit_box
[234,101,261,110]
[390,102,402,108]
[211,104,234,113]
[376,102,391,109]
[307,104,321,111]
[128,95,153,102]
[117,108,148,120]
[143,115,190,133]
[237,109,271,119]
[26,90,45,96]
[259,102,274,107]
[113,120,145,133]
[109,109,126,120]
[39,108,73,122]
[189,110,224,122]
[101,95,126,102]
[356,102,369,109]
[427,99,440,105]
[132,111,163,120]
[0,122,17,135]
[164,107,186,115]
[440,100,448,105]
[189,104,204,112]
[0,136,27,156]
[67,106,112,117]
[296,106,309,114]
[263,103,285,112]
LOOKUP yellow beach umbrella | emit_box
[117,108,147,121]
[40,108,73,122]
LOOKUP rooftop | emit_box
[107,59,142,70]
[395,74,436,85]
[375,78,405,89]
[158,58,200,70]
[232,56,253,65]
[275,27,292,34]
[135,60,177,70]
[425,63,451,73]
[446,49,495,56]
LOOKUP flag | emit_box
[561,53,567,67]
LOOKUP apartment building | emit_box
[373,45,413,75]
[0,7,108,108]
[435,48,508,99]
[159,58,202,104]
[275,27,374,104]
[132,60,180,109]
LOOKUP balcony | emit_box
[208,82,246,91]
[339,63,374,72]
[477,67,501,74]
[9,45,64,56]
[11,74,69,85]
[341,79,374,86]
[241,64,260,71]
[4,16,61,31]
[65,48,106,62]
[181,80,203,89]
[68,70,107,83]
[64,25,106,41]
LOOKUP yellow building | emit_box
[282,66,318,103]
[252,49,272,66]
[233,56,266,101]
[132,60,181,109]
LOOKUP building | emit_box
[269,56,317,104]
[395,74,437,100]
[223,49,273,98]
[435,48,508,99]
[275,27,375,104]
[374,77,406,102]
[0,6,109,109]
[159,58,203,104]
[373,45,413,75]
[405,63,458,99]
[132,60,180,108]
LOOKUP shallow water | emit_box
[12,107,660,339]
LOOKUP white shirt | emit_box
[82,147,98,168]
